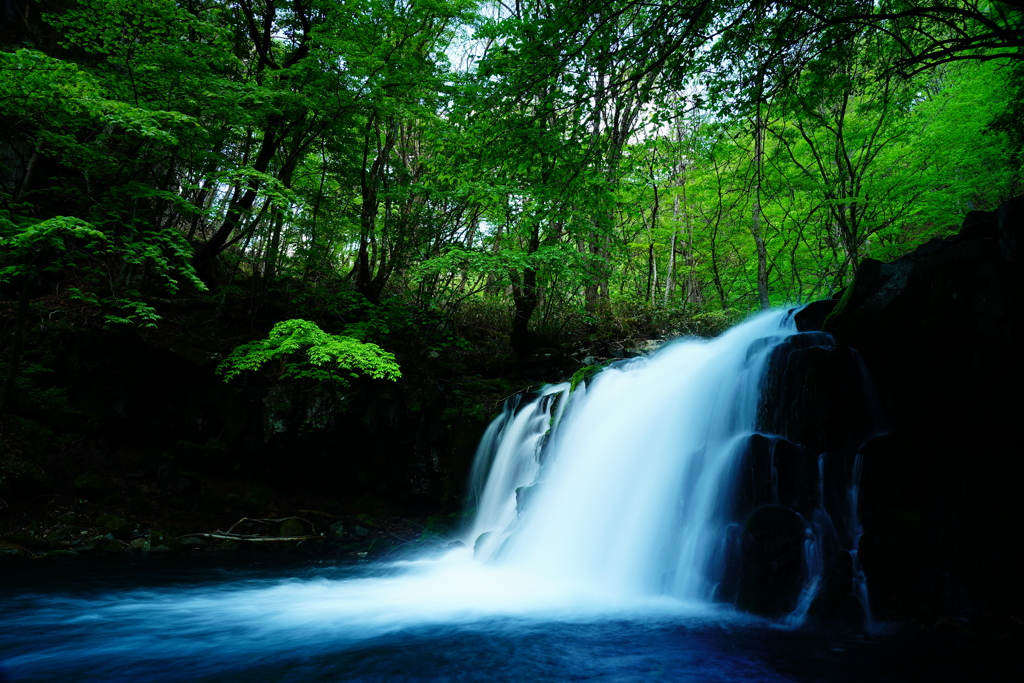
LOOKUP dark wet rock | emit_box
[714,523,744,605]
[737,505,806,617]
[793,299,838,332]
[759,339,881,457]
[808,550,865,624]
[796,194,1024,622]
[352,525,369,537]
[329,521,346,538]
[148,530,176,549]
[729,434,776,520]
[771,438,815,515]
[367,537,392,557]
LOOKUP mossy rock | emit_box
[73,473,105,498]
[279,519,305,537]
[569,363,607,393]
[2,533,47,550]
[95,514,131,539]
[148,530,179,549]
[0,461,52,494]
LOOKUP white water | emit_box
[465,309,794,604]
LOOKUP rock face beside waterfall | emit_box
[792,195,1024,624]
[727,330,881,622]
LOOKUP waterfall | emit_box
[464,310,794,603]
[463,308,882,624]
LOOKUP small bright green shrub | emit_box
[217,319,401,386]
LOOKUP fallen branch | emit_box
[223,515,317,535]
[177,532,316,542]
[176,515,320,543]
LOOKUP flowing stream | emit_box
[1,310,963,682]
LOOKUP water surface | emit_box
[0,557,1008,682]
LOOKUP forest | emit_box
[1,4,1024,677]
[1,0,1023,555]
[2,0,1021,361]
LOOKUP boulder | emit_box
[729,434,776,520]
[736,505,807,617]
[95,514,130,539]
[279,519,305,537]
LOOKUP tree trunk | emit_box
[194,121,284,286]
[510,266,540,356]
[263,210,285,281]
[752,70,770,310]
[16,142,41,202]
[511,222,542,356]
[665,230,677,304]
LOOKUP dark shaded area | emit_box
[727,195,1024,629]
[737,505,806,617]
[806,195,1024,625]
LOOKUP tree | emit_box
[217,318,401,387]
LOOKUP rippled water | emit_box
[0,557,1008,682]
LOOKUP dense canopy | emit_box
[2,0,1021,356]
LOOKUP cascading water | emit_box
[463,307,885,625]
[464,310,796,604]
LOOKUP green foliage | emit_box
[0,216,107,277]
[217,319,401,387]
[2,0,1019,371]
